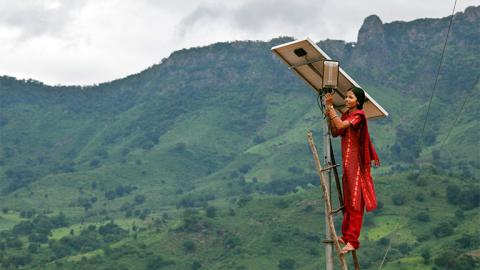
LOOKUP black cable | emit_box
[439,76,479,152]
[419,0,457,143]
[317,90,326,118]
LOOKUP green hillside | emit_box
[0,6,479,270]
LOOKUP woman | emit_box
[324,87,380,254]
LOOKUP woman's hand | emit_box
[325,93,333,106]
[324,93,336,118]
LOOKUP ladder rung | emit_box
[321,164,339,172]
[323,239,334,244]
[330,206,344,215]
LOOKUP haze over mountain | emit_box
[0,6,478,270]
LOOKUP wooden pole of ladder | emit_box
[307,130,348,270]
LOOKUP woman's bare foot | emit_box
[337,237,345,245]
[340,243,355,254]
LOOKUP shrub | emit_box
[278,258,296,270]
[396,243,411,255]
[455,209,465,220]
[146,255,175,270]
[415,212,430,222]
[378,237,390,246]
[456,234,480,249]
[253,136,266,144]
[191,261,202,270]
[415,193,425,202]
[415,177,428,187]
[433,221,455,238]
[224,235,240,249]
[173,143,186,153]
[308,248,319,256]
[421,249,430,264]
[183,240,195,252]
[238,164,252,174]
[392,194,406,205]
[446,184,461,204]
[28,243,40,254]
[6,237,22,249]
[434,250,476,270]
[271,231,285,243]
[12,221,34,235]
[134,195,146,204]
[205,206,217,218]
[275,199,289,209]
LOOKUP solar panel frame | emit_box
[271,38,389,119]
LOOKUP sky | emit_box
[0,0,478,86]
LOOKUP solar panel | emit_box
[271,38,388,119]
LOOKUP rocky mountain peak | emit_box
[464,5,480,22]
[357,15,384,45]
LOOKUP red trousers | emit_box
[340,193,365,249]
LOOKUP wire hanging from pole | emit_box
[438,76,479,152]
[419,0,457,143]
[377,243,391,270]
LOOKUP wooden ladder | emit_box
[307,131,361,270]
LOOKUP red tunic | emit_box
[338,110,379,212]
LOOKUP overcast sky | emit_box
[0,0,477,86]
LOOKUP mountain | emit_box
[0,6,479,270]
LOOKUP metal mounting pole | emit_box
[323,113,334,270]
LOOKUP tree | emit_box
[415,212,430,222]
[12,220,34,235]
[28,243,40,254]
[205,206,217,218]
[446,184,460,204]
[191,261,202,270]
[145,255,175,270]
[6,237,22,249]
[421,249,430,264]
[89,159,100,168]
[278,258,296,270]
[458,187,480,209]
[183,240,195,252]
[396,243,411,255]
[173,143,186,153]
[415,193,425,202]
[392,194,406,205]
[5,254,32,267]
[224,235,239,249]
[51,212,69,227]
[434,250,476,270]
[134,195,146,204]
[253,135,266,144]
[433,221,455,238]
[239,164,252,174]
[105,190,116,200]
[50,241,72,258]
[28,233,48,243]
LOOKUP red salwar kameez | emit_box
[336,110,380,249]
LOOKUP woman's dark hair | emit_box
[349,87,366,109]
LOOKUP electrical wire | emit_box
[377,243,392,270]
[438,76,479,152]
[317,91,326,117]
[419,0,457,143]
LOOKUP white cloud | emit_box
[0,0,477,85]
[0,0,87,41]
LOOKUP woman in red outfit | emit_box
[324,87,380,254]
